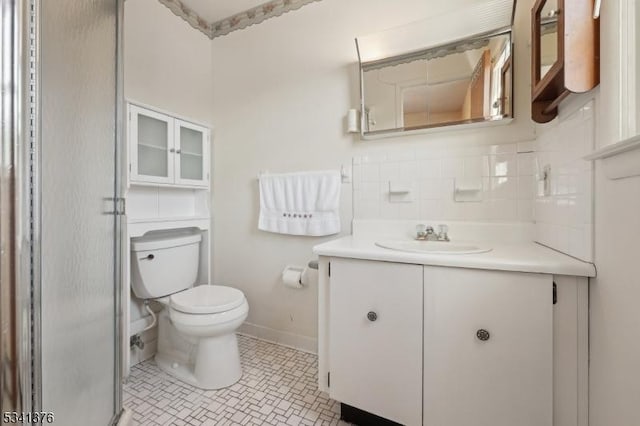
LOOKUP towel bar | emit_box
[257,166,351,183]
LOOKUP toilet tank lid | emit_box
[131,233,201,252]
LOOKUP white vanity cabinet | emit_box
[320,256,587,426]
[329,258,423,426]
[423,266,553,426]
[128,104,210,188]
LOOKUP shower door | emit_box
[1,0,124,424]
[40,0,124,424]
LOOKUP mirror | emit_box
[539,0,559,80]
[360,31,513,137]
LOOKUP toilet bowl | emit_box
[130,232,249,390]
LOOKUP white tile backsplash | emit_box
[464,156,490,177]
[517,140,537,153]
[534,100,595,262]
[418,159,441,178]
[353,142,536,223]
[351,102,595,262]
[361,163,380,181]
[490,154,518,176]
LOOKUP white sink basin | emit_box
[375,240,492,255]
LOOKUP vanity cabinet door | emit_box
[423,266,553,426]
[329,258,422,426]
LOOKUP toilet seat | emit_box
[170,285,245,314]
[170,299,249,329]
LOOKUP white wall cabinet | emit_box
[329,259,423,426]
[129,104,209,188]
[322,258,580,426]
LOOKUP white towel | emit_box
[259,170,341,236]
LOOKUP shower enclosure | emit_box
[1,0,124,424]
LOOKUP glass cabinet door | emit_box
[129,105,174,184]
[175,119,209,187]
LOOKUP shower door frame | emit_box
[1,0,38,415]
[1,0,126,423]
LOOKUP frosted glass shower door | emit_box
[40,0,122,425]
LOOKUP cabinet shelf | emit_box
[128,215,210,224]
[138,142,167,151]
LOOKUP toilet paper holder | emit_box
[282,265,309,289]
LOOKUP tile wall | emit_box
[534,101,595,262]
[352,141,538,223]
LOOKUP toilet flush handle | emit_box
[140,254,155,260]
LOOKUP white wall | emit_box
[210,0,535,349]
[124,0,213,125]
[587,1,640,425]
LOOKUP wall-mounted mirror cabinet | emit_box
[531,0,599,123]
[359,31,513,137]
[355,0,516,139]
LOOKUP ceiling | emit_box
[179,0,266,22]
[403,80,470,114]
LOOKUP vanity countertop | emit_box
[313,236,596,277]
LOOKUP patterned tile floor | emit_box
[124,334,351,426]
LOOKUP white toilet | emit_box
[130,232,249,390]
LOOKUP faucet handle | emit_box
[415,224,427,239]
[437,224,449,241]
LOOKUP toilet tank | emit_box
[130,233,202,299]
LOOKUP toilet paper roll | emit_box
[282,266,304,289]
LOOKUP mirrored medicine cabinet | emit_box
[355,0,516,139]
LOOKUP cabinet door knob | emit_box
[367,311,378,322]
[169,148,175,153]
[476,329,490,341]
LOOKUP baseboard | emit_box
[238,322,317,354]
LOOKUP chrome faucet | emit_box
[416,223,450,241]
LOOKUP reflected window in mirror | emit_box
[360,31,513,137]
